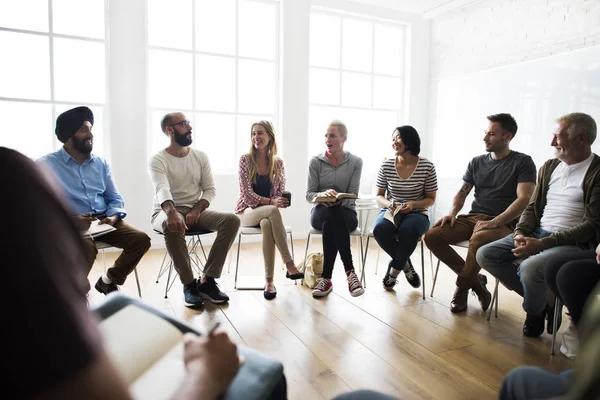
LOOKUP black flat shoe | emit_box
[264,286,277,300]
[286,272,304,280]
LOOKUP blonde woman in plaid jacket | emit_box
[235,121,303,299]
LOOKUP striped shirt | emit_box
[376,157,438,215]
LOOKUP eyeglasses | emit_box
[169,120,191,128]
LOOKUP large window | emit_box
[0,0,107,160]
[308,8,407,192]
[147,0,280,174]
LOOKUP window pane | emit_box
[238,60,275,114]
[0,101,53,160]
[196,55,235,112]
[148,49,193,109]
[0,32,50,100]
[309,68,339,105]
[53,0,104,39]
[341,72,371,108]
[148,0,192,50]
[194,113,236,172]
[236,114,272,162]
[54,38,105,103]
[0,0,48,32]
[195,0,235,55]
[374,24,404,76]
[54,104,105,158]
[373,76,403,110]
[309,13,340,68]
[342,19,372,73]
[239,0,277,60]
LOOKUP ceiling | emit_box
[348,0,484,18]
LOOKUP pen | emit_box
[207,320,220,336]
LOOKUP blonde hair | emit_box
[328,120,348,138]
[558,113,597,145]
[248,121,281,183]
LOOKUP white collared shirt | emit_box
[540,153,594,232]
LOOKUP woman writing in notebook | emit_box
[235,121,303,300]
[373,126,437,291]
[306,120,364,298]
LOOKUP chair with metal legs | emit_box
[486,278,500,321]
[551,297,563,355]
[233,225,295,289]
[95,241,142,297]
[303,227,364,282]
[429,240,471,297]
[154,229,212,298]
[361,230,427,300]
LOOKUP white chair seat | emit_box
[94,241,112,250]
[240,225,292,235]
[233,226,295,289]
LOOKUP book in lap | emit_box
[83,219,116,239]
[94,293,285,400]
[384,207,402,228]
[313,192,358,203]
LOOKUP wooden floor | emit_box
[88,239,573,400]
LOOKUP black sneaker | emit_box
[183,279,204,308]
[198,277,229,304]
[403,260,421,288]
[382,261,398,291]
[95,277,119,295]
[523,313,545,337]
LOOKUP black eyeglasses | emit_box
[169,120,191,128]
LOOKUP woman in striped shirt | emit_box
[373,126,438,291]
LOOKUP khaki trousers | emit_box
[152,207,240,284]
[238,205,293,279]
[81,219,151,290]
[423,213,513,289]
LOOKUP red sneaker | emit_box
[312,277,333,297]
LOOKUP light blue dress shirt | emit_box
[38,147,126,218]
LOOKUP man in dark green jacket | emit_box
[477,112,600,338]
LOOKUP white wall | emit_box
[104,0,430,247]
[427,0,600,220]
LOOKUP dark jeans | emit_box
[372,210,429,271]
[332,390,399,400]
[310,204,358,279]
[499,366,572,400]
[544,250,599,326]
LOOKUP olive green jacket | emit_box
[514,154,600,249]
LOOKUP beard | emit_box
[72,135,93,154]
[174,130,192,147]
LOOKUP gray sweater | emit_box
[306,152,363,210]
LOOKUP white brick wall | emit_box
[429,0,600,80]
[425,0,600,220]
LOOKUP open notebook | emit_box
[94,293,286,400]
[83,219,116,239]
[98,303,187,400]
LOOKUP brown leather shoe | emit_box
[471,274,492,312]
[450,286,469,313]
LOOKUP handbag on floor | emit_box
[300,252,323,288]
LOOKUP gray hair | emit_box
[328,120,348,138]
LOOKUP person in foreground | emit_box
[424,113,536,313]
[235,121,303,299]
[373,126,437,291]
[38,106,151,295]
[498,244,600,400]
[149,112,240,307]
[306,120,364,298]
[477,112,600,337]
[1,147,240,400]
